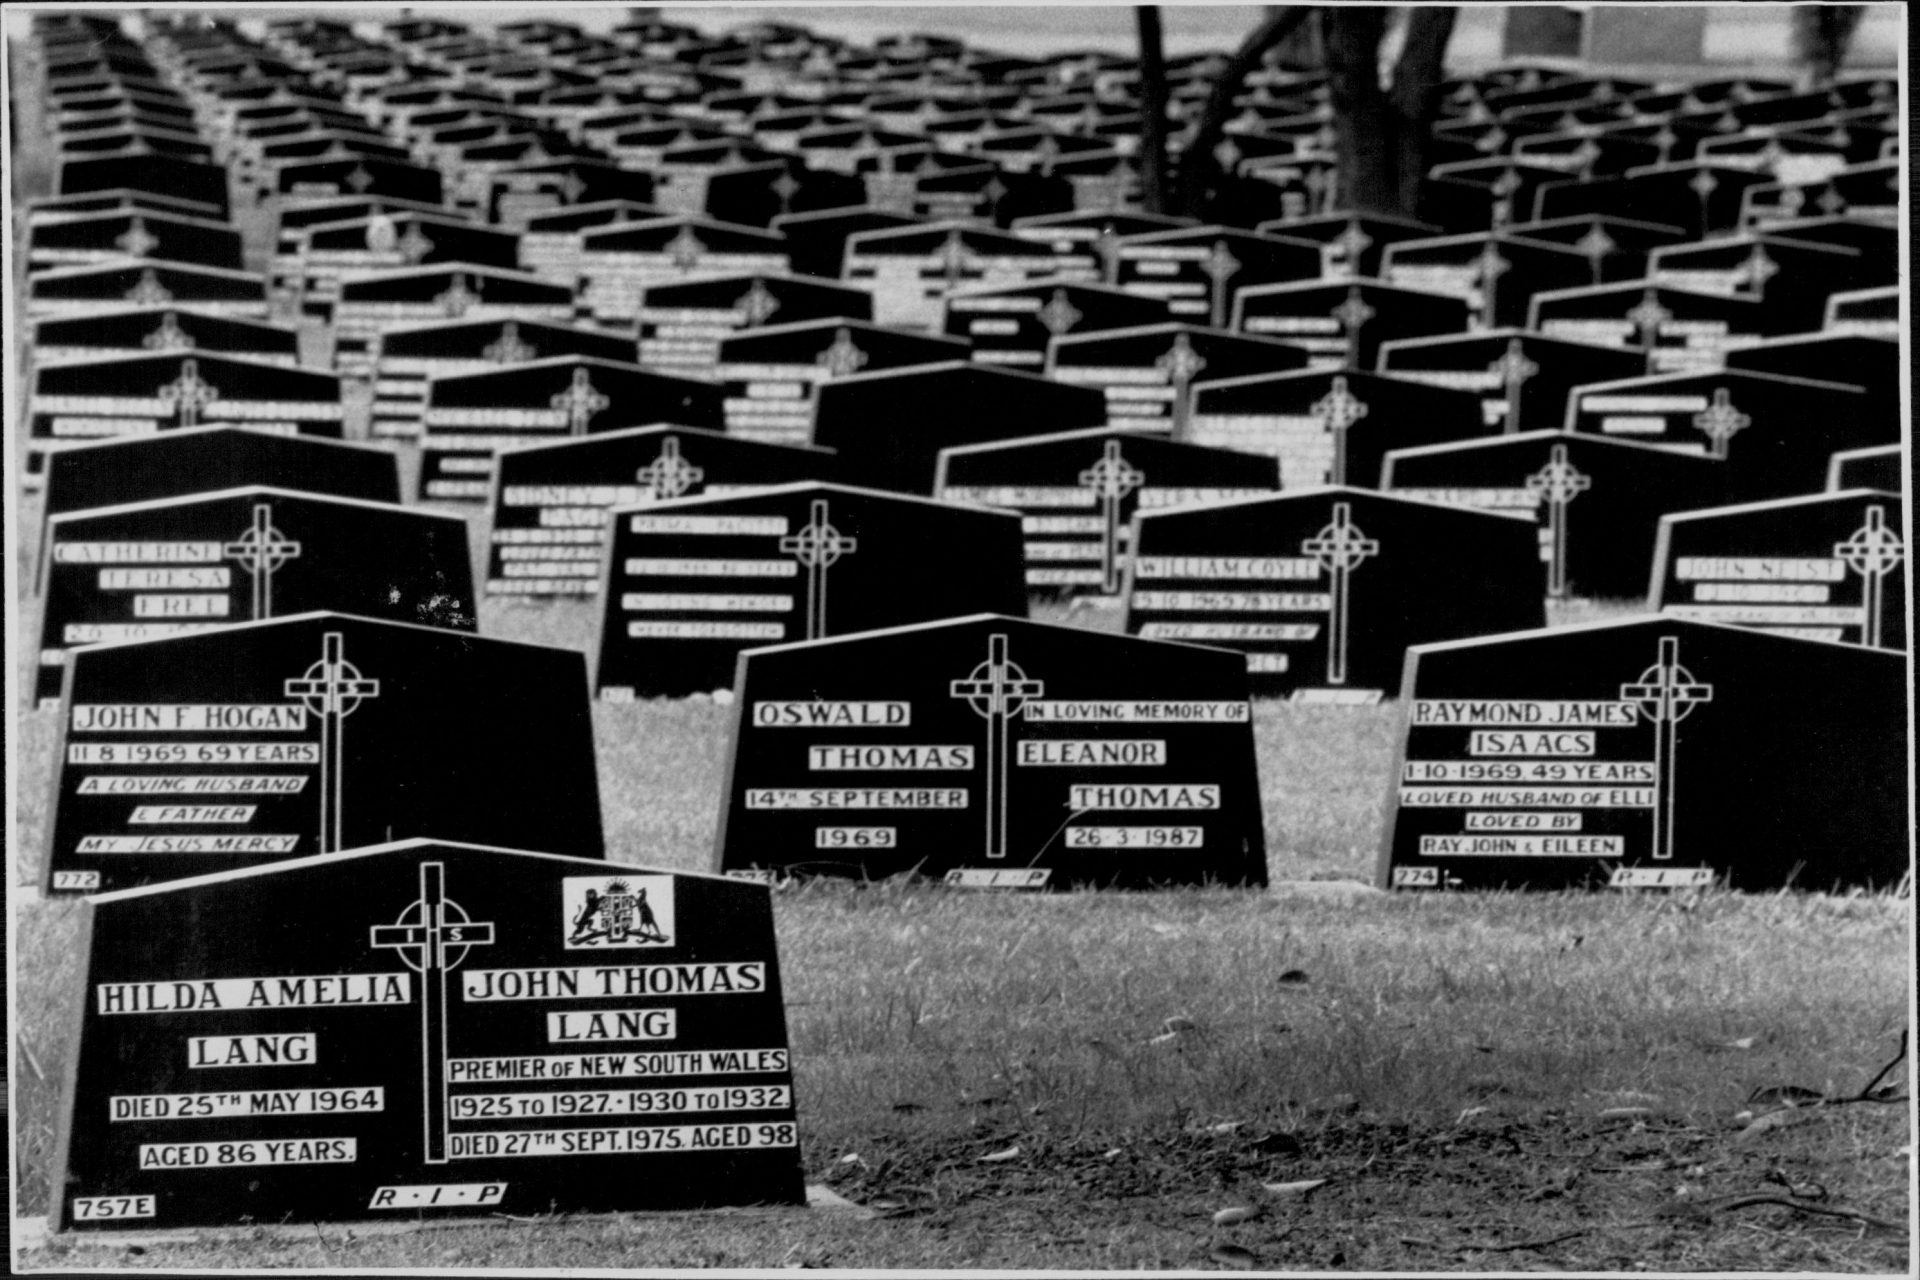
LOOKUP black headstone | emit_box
[812,361,1108,494]
[52,839,800,1228]
[935,427,1281,596]
[842,221,1089,329]
[1049,324,1309,435]
[1232,279,1471,371]
[716,615,1267,889]
[578,218,791,327]
[1502,213,1691,285]
[45,613,604,895]
[36,488,477,704]
[1109,227,1322,327]
[517,200,665,286]
[1645,234,1871,331]
[419,356,725,501]
[1378,329,1644,434]
[29,307,300,370]
[942,280,1171,372]
[1527,282,1775,373]
[1651,489,1906,651]
[715,319,967,445]
[1380,429,1730,601]
[297,215,523,315]
[637,273,874,376]
[60,151,230,219]
[487,426,837,596]
[273,154,446,205]
[1720,332,1898,424]
[1827,445,1903,494]
[769,205,923,279]
[593,482,1027,698]
[1251,213,1440,280]
[27,262,269,321]
[1380,233,1591,328]
[1189,368,1494,489]
[1531,162,1774,239]
[1563,367,1880,498]
[1379,617,1908,891]
[333,267,579,382]
[1123,486,1546,698]
[27,209,243,274]
[370,318,639,441]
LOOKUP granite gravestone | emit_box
[52,839,801,1229]
[1527,283,1774,374]
[636,274,874,376]
[60,152,231,220]
[26,209,243,274]
[1109,227,1321,327]
[36,488,476,703]
[702,160,863,229]
[272,153,445,205]
[715,320,968,445]
[1823,285,1898,338]
[419,357,725,501]
[1827,446,1903,494]
[1007,210,1197,274]
[593,483,1027,699]
[842,222,1090,329]
[934,429,1282,596]
[1644,234,1870,332]
[369,318,638,441]
[29,308,301,371]
[812,362,1109,495]
[330,268,580,382]
[1188,369,1492,490]
[942,280,1171,371]
[715,615,1266,889]
[296,215,522,316]
[26,353,345,480]
[1721,333,1899,425]
[488,427,837,596]
[516,201,666,287]
[1124,487,1546,699]
[1532,163,1773,240]
[1378,330,1643,435]
[1379,617,1908,891]
[1651,490,1906,651]
[577,218,791,328]
[44,613,603,895]
[1502,214,1691,285]
[1048,324,1309,436]
[1251,213,1440,281]
[27,262,269,321]
[266,195,462,297]
[1564,368,1880,498]
[1380,430,1728,601]
[1232,280,1471,371]
[1379,233,1590,328]
[769,206,922,279]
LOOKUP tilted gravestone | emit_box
[1380,430,1728,601]
[636,273,874,377]
[36,488,475,704]
[1651,489,1906,651]
[1188,369,1492,490]
[1827,445,1903,494]
[1563,367,1881,499]
[1048,323,1309,435]
[51,839,801,1229]
[1379,617,1908,891]
[28,307,300,371]
[41,428,400,537]
[1528,283,1775,374]
[44,613,603,895]
[26,352,345,480]
[594,483,1026,699]
[369,318,638,441]
[1378,329,1644,434]
[935,428,1281,596]
[715,319,967,445]
[488,426,837,596]
[1232,278,1471,371]
[812,362,1108,495]
[1123,487,1546,699]
[419,356,725,501]
[942,280,1171,371]
[715,615,1267,889]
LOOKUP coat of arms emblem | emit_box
[563,875,673,948]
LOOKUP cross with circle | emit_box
[949,633,1046,860]
[483,321,536,364]
[1833,504,1904,650]
[814,327,868,378]
[284,630,381,856]
[636,435,704,500]
[1078,439,1146,594]
[1691,387,1750,458]
[1487,338,1538,434]
[1156,333,1208,434]
[370,861,495,1164]
[142,311,195,353]
[1619,636,1713,860]
[736,279,781,326]
[1310,375,1370,485]
[780,498,858,640]
[126,268,174,306]
[1525,442,1592,598]
[1574,226,1617,284]
[1201,240,1242,327]
[1302,501,1380,685]
[552,366,610,434]
[1625,289,1673,353]
[224,502,304,619]
[1330,286,1375,368]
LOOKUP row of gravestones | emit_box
[17,13,1908,1236]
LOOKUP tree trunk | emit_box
[1134,6,1171,214]
[1322,7,1396,214]
[1388,7,1458,217]
[1176,6,1312,217]
[1794,4,1866,86]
